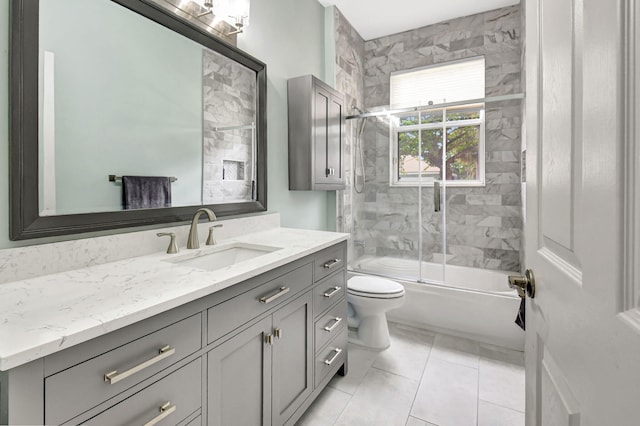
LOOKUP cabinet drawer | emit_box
[208,263,312,344]
[314,245,345,283]
[186,415,202,426]
[314,328,348,388]
[45,314,201,425]
[313,270,346,317]
[315,299,347,352]
[83,358,201,426]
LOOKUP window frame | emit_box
[390,104,486,187]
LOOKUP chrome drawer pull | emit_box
[324,348,343,366]
[323,286,342,298]
[323,258,342,269]
[104,345,175,385]
[323,317,342,332]
[143,402,176,426]
[260,286,290,304]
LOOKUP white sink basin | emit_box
[164,242,281,271]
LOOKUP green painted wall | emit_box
[0,0,336,249]
[238,0,335,232]
[39,0,203,215]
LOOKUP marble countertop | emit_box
[0,227,348,371]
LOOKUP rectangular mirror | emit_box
[11,0,267,240]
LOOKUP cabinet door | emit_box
[271,292,313,426]
[313,87,330,185]
[207,317,272,426]
[326,95,344,185]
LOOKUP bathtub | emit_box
[349,256,525,351]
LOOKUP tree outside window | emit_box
[393,105,484,186]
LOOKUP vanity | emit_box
[0,226,348,425]
[4,0,349,422]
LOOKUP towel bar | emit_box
[109,175,178,182]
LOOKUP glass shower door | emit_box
[395,110,445,284]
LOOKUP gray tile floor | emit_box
[297,323,525,426]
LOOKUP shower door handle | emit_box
[434,181,441,212]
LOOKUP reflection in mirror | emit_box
[38,0,257,216]
[203,49,256,204]
[10,0,267,240]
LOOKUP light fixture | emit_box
[191,0,250,34]
[191,0,214,17]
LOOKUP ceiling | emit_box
[317,0,521,41]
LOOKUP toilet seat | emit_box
[347,276,405,299]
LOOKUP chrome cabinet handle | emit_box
[274,328,282,339]
[324,348,343,365]
[323,317,342,332]
[265,334,274,345]
[104,345,175,385]
[323,258,342,269]
[259,286,290,304]
[143,402,176,426]
[323,286,342,298]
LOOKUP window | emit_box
[390,57,485,187]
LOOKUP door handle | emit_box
[508,269,536,298]
[142,402,176,426]
[323,258,342,269]
[323,317,342,332]
[434,181,441,212]
[259,286,290,304]
[324,348,343,365]
[104,345,175,385]
[323,286,342,298]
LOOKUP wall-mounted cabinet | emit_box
[288,75,345,191]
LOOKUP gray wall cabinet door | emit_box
[271,292,313,426]
[288,75,345,191]
[207,317,273,426]
[313,86,331,186]
[324,93,344,187]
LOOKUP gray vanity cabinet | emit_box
[288,75,345,191]
[207,291,313,426]
[0,241,347,426]
[271,291,313,425]
[207,316,273,426]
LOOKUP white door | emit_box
[524,0,640,425]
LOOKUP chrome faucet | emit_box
[187,208,217,249]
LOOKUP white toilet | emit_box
[347,275,405,350]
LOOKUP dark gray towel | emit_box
[122,176,172,210]
[515,298,525,331]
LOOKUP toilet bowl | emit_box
[347,276,405,350]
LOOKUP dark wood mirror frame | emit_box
[10,0,267,240]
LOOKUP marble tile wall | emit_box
[338,6,523,272]
[202,49,256,204]
[333,9,365,264]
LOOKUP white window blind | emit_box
[390,57,485,109]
